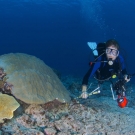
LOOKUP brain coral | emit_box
[0,53,71,104]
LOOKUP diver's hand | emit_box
[124,74,130,82]
[81,91,88,99]
[81,85,88,98]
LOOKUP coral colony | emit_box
[0,67,13,94]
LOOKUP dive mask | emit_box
[106,48,119,56]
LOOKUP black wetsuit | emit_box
[82,55,127,85]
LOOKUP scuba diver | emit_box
[81,39,130,108]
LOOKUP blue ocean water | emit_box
[0,0,135,79]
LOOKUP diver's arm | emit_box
[82,64,95,86]
[121,64,130,82]
[81,62,101,98]
[118,55,127,74]
[81,66,94,99]
[119,55,130,82]
[122,68,127,75]
[82,61,101,88]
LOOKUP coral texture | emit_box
[0,53,71,104]
[0,93,20,123]
[1,75,135,134]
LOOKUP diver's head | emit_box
[105,39,119,61]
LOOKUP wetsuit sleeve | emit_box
[82,62,101,85]
[119,55,127,75]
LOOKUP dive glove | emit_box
[124,74,130,82]
[81,85,88,99]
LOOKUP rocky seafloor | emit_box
[1,75,135,135]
